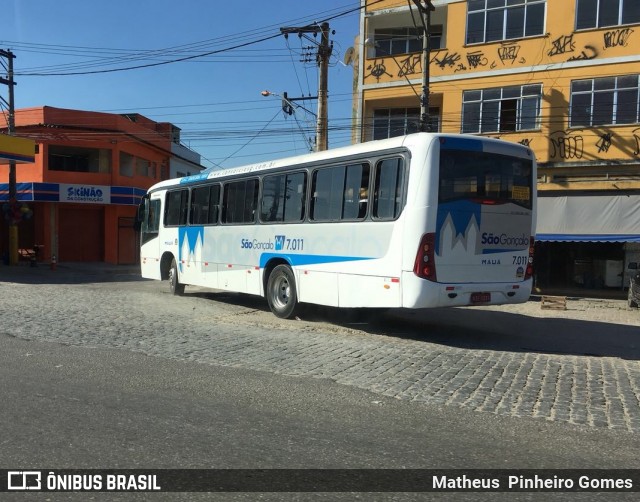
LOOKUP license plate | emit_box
[470,292,491,303]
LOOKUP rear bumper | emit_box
[401,272,533,308]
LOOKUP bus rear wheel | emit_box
[629,286,638,309]
[267,265,299,319]
[169,258,185,296]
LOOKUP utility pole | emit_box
[0,49,18,265]
[411,0,435,132]
[316,22,331,151]
[280,22,333,151]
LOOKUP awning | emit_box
[536,194,640,243]
[0,182,146,205]
[0,134,36,164]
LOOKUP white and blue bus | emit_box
[137,133,536,318]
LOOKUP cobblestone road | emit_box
[2,265,640,434]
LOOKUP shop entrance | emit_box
[535,241,625,294]
[117,216,139,265]
[58,205,104,262]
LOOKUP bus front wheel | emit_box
[267,265,299,319]
[169,259,185,296]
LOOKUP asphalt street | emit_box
[0,334,638,501]
[1,264,639,500]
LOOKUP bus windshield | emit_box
[438,150,532,209]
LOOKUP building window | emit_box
[373,26,443,56]
[49,145,111,173]
[374,28,422,56]
[462,84,542,133]
[373,107,440,140]
[570,75,640,127]
[120,152,134,177]
[466,0,545,44]
[429,26,444,50]
[136,158,150,177]
[120,152,154,178]
[576,0,640,30]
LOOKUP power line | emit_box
[6,1,376,76]
[14,33,284,76]
[218,109,282,166]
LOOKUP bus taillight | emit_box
[525,236,535,280]
[414,233,437,282]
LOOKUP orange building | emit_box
[1,106,203,264]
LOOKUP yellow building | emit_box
[355,0,640,293]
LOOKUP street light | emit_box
[261,90,316,151]
[261,90,317,118]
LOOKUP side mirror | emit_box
[134,200,145,232]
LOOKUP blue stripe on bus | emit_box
[259,253,373,269]
[180,173,210,184]
[439,136,483,152]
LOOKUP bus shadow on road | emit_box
[377,307,640,361]
[185,290,640,361]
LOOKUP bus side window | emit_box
[373,157,404,219]
[260,172,306,223]
[342,163,369,220]
[312,164,368,221]
[165,189,189,226]
[147,199,160,232]
[222,179,258,224]
[190,184,220,225]
[311,168,338,221]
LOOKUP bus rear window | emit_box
[438,150,532,209]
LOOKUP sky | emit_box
[3,0,362,169]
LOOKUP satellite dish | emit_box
[343,47,355,66]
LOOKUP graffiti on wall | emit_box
[397,54,421,77]
[568,45,598,61]
[543,26,634,61]
[550,130,584,160]
[466,50,489,69]
[546,32,603,62]
[366,59,392,82]
[427,45,539,74]
[633,128,640,156]
[431,50,461,69]
[595,132,613,153]
[604,28,634,48]
[498,42,525,65]
[548,34,575,57]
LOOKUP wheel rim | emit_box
[271,274,291,310]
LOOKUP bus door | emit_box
[138,194,162,279]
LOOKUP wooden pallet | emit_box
[541,295,567,310]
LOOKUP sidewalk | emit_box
[0,261,141,284]
[533,285,627,301]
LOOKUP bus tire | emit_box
[266,264,299,319]
[629,287,638,309]
[169,258,185,296]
